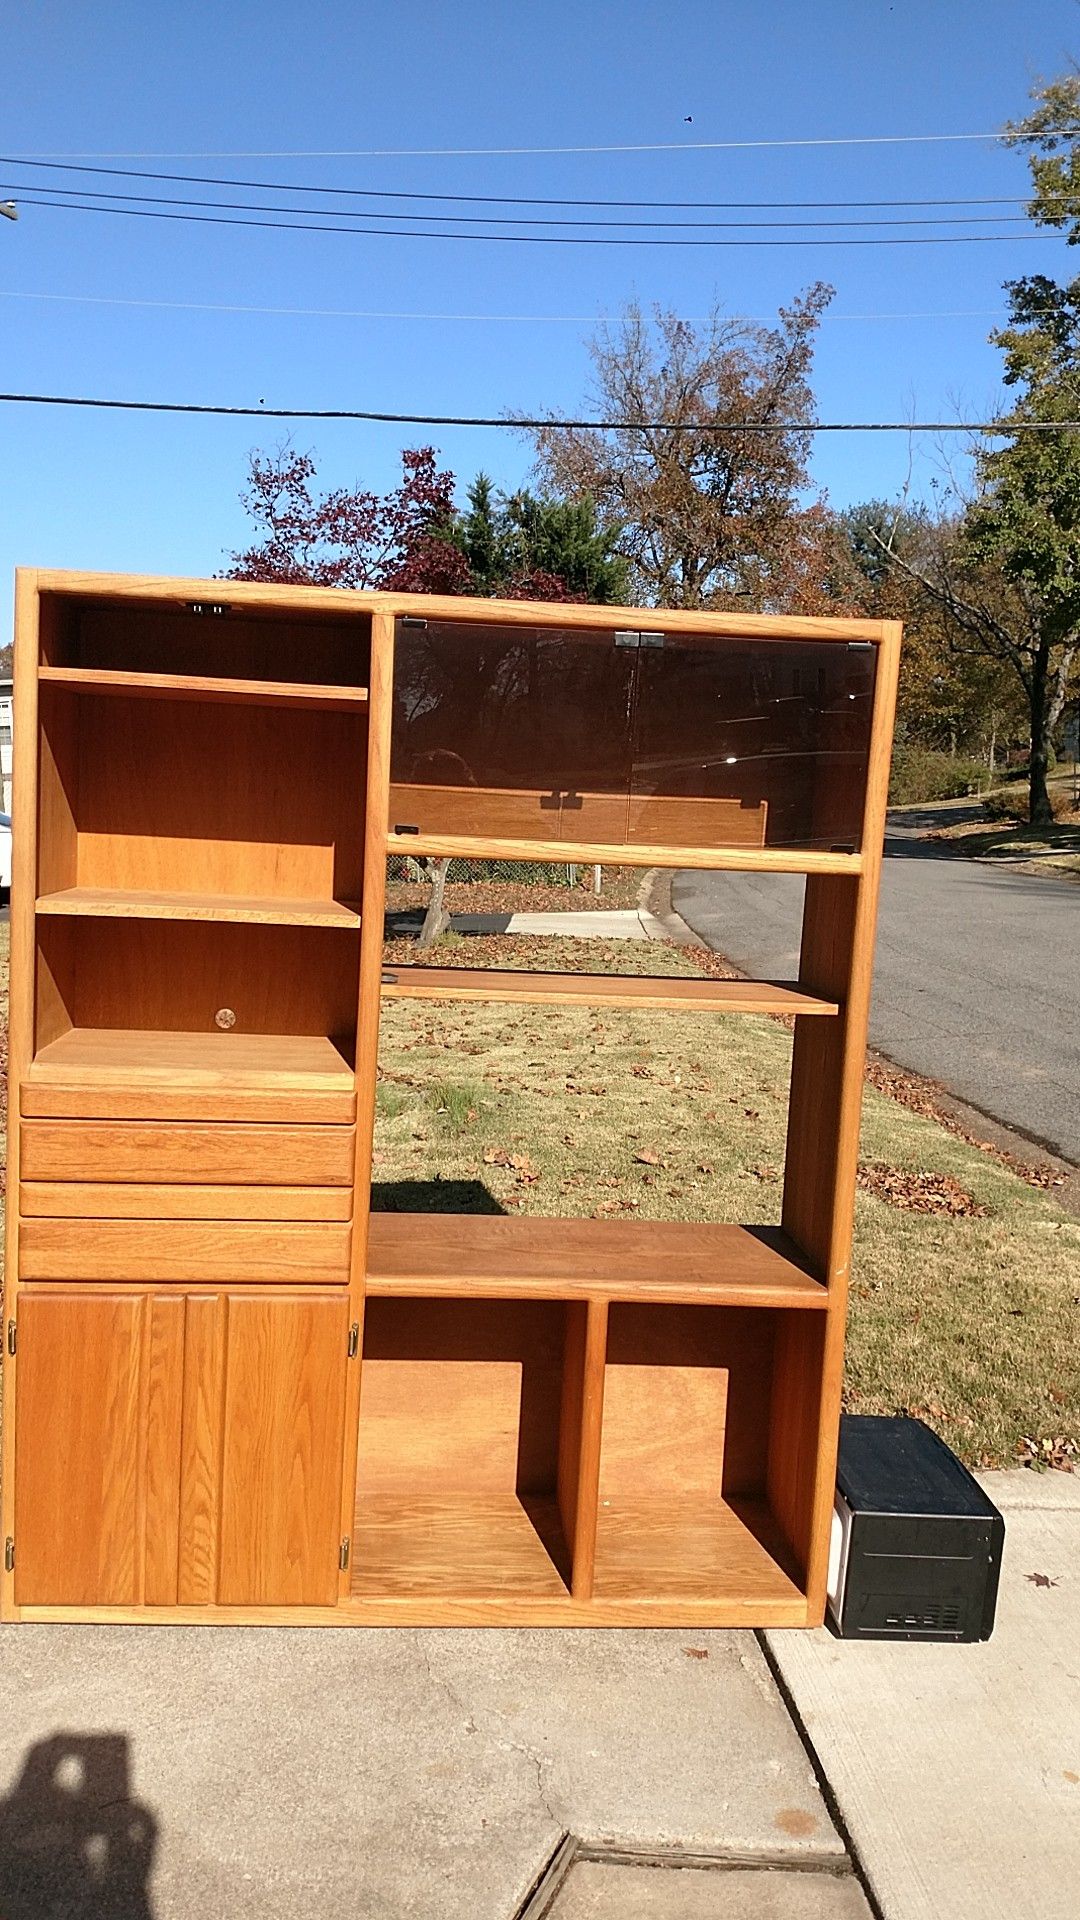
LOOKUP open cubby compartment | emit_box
[39,589,372,688]
[352,1296,598,1598]
[37,682,367,912]
[593,1302,823,1613]
[29,916,359,1119]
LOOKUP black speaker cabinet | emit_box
[827,1415,1004,1642]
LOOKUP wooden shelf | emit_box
[36,887,362,928]
[351,1494,570,1598]
[385,831,863,876]
[366,1213,825,1308]
[39,664,370,711]
[592,1496,806,1610]
[381,966,838,1017]
[23,1027,356,1123]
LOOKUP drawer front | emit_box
[20,1182,352,1222]
[20,1121,356,1186]
[19,1219,352,1285]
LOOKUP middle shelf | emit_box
[366,1211,826,1308]
[380,966,837,1016]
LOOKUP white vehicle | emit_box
[0,812,11,902]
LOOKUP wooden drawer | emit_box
[20,1183,352,1221]
[20,1121,356,1185]
[19,1219,352,1285]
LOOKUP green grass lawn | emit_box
[376,933,1080,1471]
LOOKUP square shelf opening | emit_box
[352,1297,580,1598]
[40,592,371,688]
[37,685,367,910]
[30,918,359,1121]
[594,1303,821,1611]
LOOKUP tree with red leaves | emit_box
[225,446,627,605]
[225,445,473,593]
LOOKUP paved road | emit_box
[673,810,1080,1163]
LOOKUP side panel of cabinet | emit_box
[13,1290,184,1607]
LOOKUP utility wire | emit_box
[12,196,1058,247]
[0,289,1022,325]
[0,391,1071,432]
[14,129,1080,159]
[2,180,1040,230]
[0,153,1070,213]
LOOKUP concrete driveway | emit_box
[673,810,1080,1163]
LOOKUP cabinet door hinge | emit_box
[348,1322,360,1358]
[6,1319,15,1356]
[400,615,428,630]
[339,1536,351,1571]
[615,628,665,650]
[4,1538,13,1573]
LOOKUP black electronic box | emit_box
[827,1415,1004,1642]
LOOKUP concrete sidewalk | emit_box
[768,1469,1080,1920]
[393,906,673,941]
[0,1624,857,1919]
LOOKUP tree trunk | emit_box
[1028,647,1055,827]
[417,857,451,948]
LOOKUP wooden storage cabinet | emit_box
[1,573,900,1627]
[13,1289,350,1609]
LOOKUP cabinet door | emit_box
[217,1292,348,1605]
[14,1290,184,1607]
[389,616,635,844]
[14,1289,349,1612]
[629,634,877,852]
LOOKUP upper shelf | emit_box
[38,664,370,712]
[381,967,838,1017]
[36,887,362,928]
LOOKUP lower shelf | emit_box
[593,1497,804,1605]
[351,1494,571,1599]
[22,1027,357,1122]
[348,1493,804,1619]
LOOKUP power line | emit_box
[13,196,1058,247]
[0,390,1071,432]
[2,180,1039,232]
[0,289,1019,325]
[0,153,1066,213]
[13,128,1080,159]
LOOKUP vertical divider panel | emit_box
[777,621,902,1617]
[339,604,396,1590]
[1,572,43,1622]
[557,1297,608,1600]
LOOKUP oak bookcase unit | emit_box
[0,571,900,1628]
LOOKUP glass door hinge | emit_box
[339,1537,351,1571]
[400,615,428,630]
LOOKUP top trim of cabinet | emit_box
[19,571,897,646]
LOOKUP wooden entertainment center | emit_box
[0,571,900,1628]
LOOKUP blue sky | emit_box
[2,0,1078,618]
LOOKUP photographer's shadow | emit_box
[0,1733,155,1918]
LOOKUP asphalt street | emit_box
[673,811,1080,1164]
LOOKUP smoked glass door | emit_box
[628,634,878,852]
[389,618,636,844]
